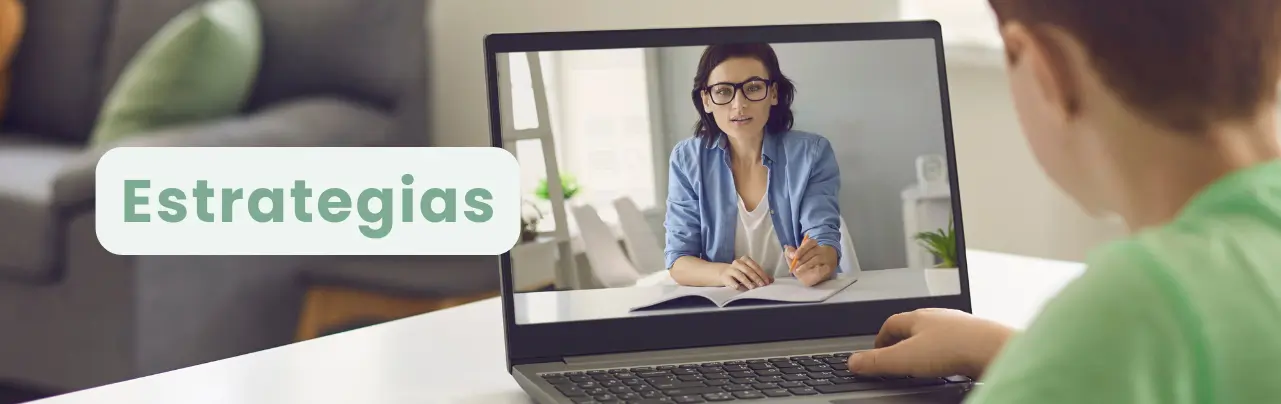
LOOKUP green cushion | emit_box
[90,0,261,147]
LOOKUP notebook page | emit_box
[628,286,743,311]
[721,277,857,305]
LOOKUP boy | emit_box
[845,0,1281,403]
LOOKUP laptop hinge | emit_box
[562,335,871,367]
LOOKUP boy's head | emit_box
[988,0,1281,214]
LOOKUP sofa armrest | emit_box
[52,97,395,209]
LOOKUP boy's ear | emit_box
[1003,23,1082,120]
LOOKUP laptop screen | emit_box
[497,35,961,326]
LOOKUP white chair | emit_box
[838,217,862,277]
[570,204,643,288]
[612,197,667,275]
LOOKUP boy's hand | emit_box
[720,256,773,290]
[786,238,838,286]
[846,308,1015,378]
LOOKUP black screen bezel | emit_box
[485,20,973,368]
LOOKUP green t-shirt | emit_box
[968,160,1281,404]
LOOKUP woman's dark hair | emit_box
[690,43,797,139]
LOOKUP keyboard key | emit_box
[773,362,800,368]
[831,377,858,384]
[653,381,706,390]
[732,390,765,399]
[747,359,767,364]
[672,369,698,375]
[657,365,677,371]
[752,382,779,389]
[610,368,628,374]
[779,381,806,388]
[702,392,735,402]
[748,363,773,370]
[665,386,725,396]
[638,372,670,378]
[945,375,972,383]
[671,396,705,404]
[622,379,644,386]
[611,386,632,393]
[678,375,704,382]
[617,392,641,400]
[728,378,756,384]
[588,370,607,375]
[617,373,637,378]
[704,373,730,380]
[723,361,745,365]
[781,368,807,374]
[634,385,658,392]
[558,386,588,397]
[542,373,562,378]
[593,374,616,381]
[585,387,608,395]
[593,394,616,401]
[546,376,572,385]
[723,384,753,392]
[812,354,832,359]
[782,374,809,381]
[808,372,834,379]
[806,365,833,372]
[754,368,782,376]
[631,367,654,372]
[824,357,847,364]
[566,372,585,376]
[680,364,700,369]
[698,367,724,374]
[804,379,833,386]
[797,359,823,366]
[722,365,748,372]
[571,376,593,383]
[705,380,729,386]
[578,382,600,389]
[834,352,852,357]
[830,364,849,371]
[701,362,721,367]
[762,388,790,397]
[788,387,818,395]
[640,391,664,399]
[768,357,791,363]
[789,356,810,361]
[729,371,755,378]
[601,380,624,387]
[756,376,784,383]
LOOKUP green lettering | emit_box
[401,174,415,222]
[249,188,285,223]
[420,188,456,223]
[464,188,493,222]
[358,188,394,239]
[291,180,313,222]
[318,188,351,222]
[158,188,187,223]
[194,180,215,222]
[124,180,150,223]
[221,188,244,223]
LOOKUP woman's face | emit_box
[702,57,778,139]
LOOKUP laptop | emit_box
[486,20,975,404]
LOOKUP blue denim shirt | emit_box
[663,129,843,271]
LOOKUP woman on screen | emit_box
[663,42,843,290]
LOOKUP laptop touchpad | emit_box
[828,387,971,404]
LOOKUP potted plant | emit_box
[534,173,581,201]
[913,217,961,294]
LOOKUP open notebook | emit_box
[629,277,857,311]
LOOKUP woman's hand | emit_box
[785,237,838,286]
[846,308,1015,378]
[719,256,774,290]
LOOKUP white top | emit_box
[733,192,790,276]
[28,251,1085,404]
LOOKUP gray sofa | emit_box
[0,0,428,392]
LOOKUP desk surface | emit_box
[514,267,961,324]
[33,250,1086,404]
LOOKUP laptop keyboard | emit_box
[539,351,972,403]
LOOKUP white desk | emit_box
[32,250,1086,404]
[514,268,961,324]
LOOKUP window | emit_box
[508,49,661,237]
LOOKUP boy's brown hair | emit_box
[988,0,1281,134]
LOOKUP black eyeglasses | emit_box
[701,78,773,105]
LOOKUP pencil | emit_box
[790,234,809,274]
